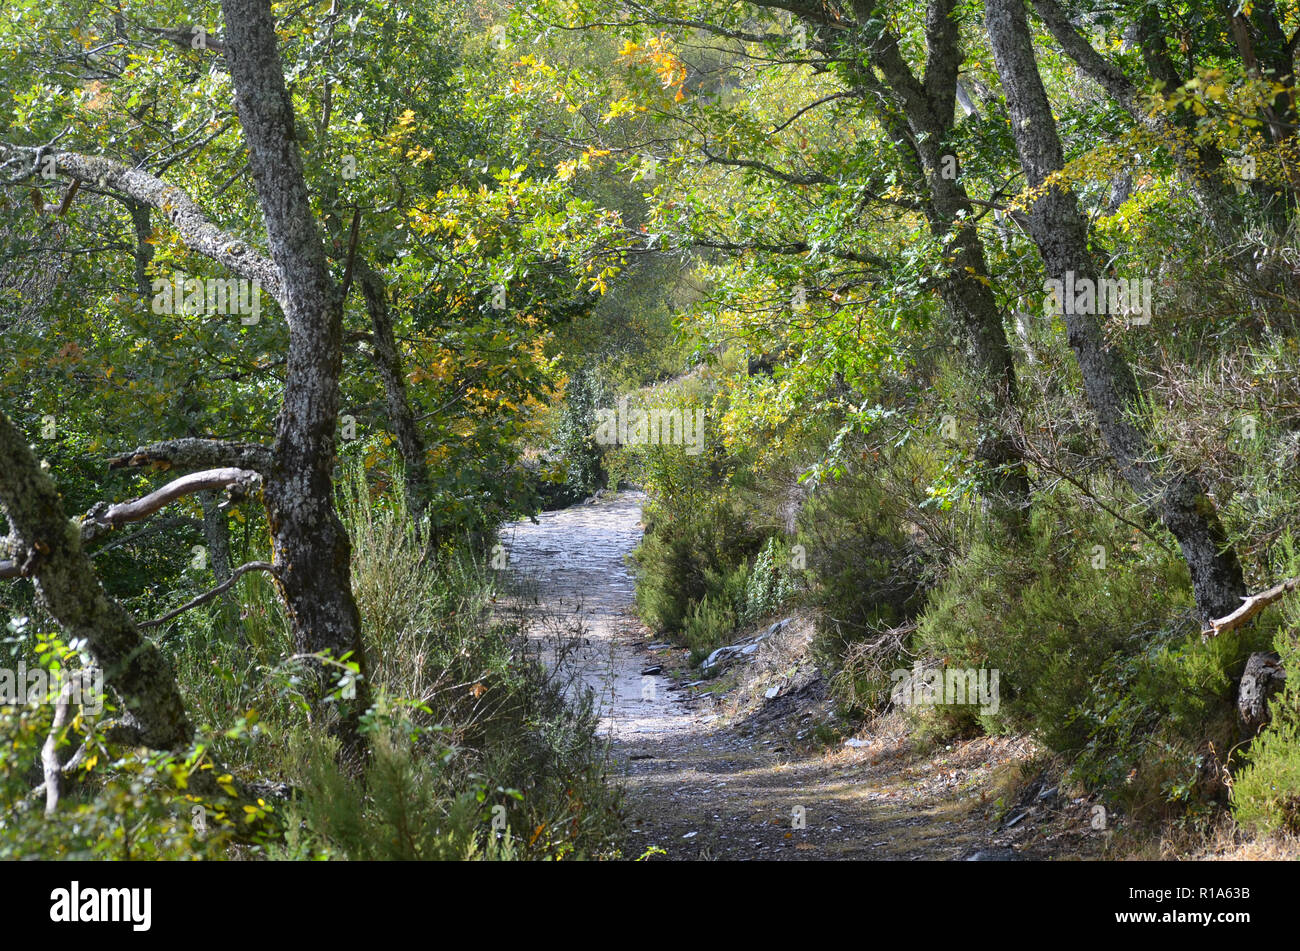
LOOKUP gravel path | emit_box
[501,493,1093,861]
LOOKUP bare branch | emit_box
[691,236,887,267]
[0,411,192,749]
[42,671,93,816]
[139,561,276,630]
[140,24,227,54]
[81,468,261,544]
[1206,577,1300,637]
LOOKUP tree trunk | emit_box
[984,0,1246,623]
[355,260,433,525]
[199,491,241,641]
[220,0,368,754]
[0,411,191,749]
[852,0,1030,514]
[1031,0,1299,322]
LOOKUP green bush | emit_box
[914,494,1266,818]
[0,464,624,860]
[741,536,799,626]
[633,489,763,637]
[795,460,929,713]
[544,364,614,506]
[681,592,739,663]
[1233,591,1300,835]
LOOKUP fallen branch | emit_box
[1205,576,1300,637]
[138,561,276,630]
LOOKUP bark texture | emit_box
[0,411,191,749]
[109,438,273,474]
[984,0,1246,622]
[220,0,369,749]
[355,260,432,523]
[0,144,283,300]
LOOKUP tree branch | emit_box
[1206,576,1300,637]
[81,468,261,545]
[138,561,276,630]
[42,671,93,816]
[0,143,284,303]
[0,410,192,749]
[108,438,272,474]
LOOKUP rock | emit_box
[1003,810,1029,828]
[966,848,1020,861]
[1239,651,1286,733]
[640,665,663,676]
[764,686,781,699]
[701,640,759,670]
[843,738,870,748]
[646,642,673,651]
[1037,786,1058,802]
[767,617,795,636]
[701,646,735,670]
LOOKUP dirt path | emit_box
[502,493,1104,861]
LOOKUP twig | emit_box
[138,561,277,629]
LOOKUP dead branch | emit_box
[80,468,261,545]
[138,561,276,629]
[1205,576,1300,637]
[42,671,91,817]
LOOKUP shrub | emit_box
[795,460,929,714]
[1233,585,1300,835]
[914,493,1267,819]
[681,593,739,664]
[633,489,763,637]
[741,536,799,626]
[0,463,624,860]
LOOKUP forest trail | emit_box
[502,493,1102,861]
